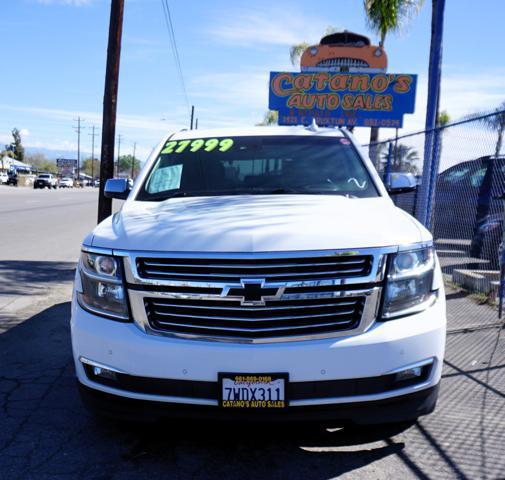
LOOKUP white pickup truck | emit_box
[71,126,446,424]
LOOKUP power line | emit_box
[89,125,99,181]
[116,133,122,176]
[73,117,85,182]
[160,0,190,115]
[98,0,124,223]
[131,142,136,179]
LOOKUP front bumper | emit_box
[78,381,440,424]
[71,290,446,422]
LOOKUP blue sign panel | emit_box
[268,72,417,128]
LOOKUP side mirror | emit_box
[385,172,417,194]
[104,178,131,200]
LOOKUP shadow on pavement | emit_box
[1,298,504,479]
[0,260,76,296]
[0,301,414,479]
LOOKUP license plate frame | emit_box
[218,373,289,409]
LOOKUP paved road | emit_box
[0,187,101,327]
[0,186,99,262]
[0,186,504,479]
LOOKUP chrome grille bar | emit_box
[149,309,356,322]
[141,259,368,268]
[117,247,391,343]
[148,300,358,311]
[141,267,366,278]
[151,319,356,333]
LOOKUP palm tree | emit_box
[289,26,338,66]
[256,110,279,126]
[381,143,420,173]
[364,0,424,166]
[468,101,505,159]
[259,27,338,126]
[433,109,450,161]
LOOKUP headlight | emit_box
[77,251,129,321]
[382,246,437,319]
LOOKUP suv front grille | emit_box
[145,296,365,339]
[136,255,373,283]
[124,249,387,343]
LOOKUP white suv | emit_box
[71,126,446,424]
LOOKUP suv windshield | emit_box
[39,174,50,178]
[137,135,379,201]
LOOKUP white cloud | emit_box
[0,104,186,134]
[191,71,268,108]
[208,7,335,47]
[0,104,187,161]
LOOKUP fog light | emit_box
[395,366,423,382]
[92,366,117,381]
[80,357,123,383]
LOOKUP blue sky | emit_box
[1,0,504,160]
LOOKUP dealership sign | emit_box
[268,72,417,128]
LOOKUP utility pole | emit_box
[73,117,85,183]
[190,105,194,130]
[116,133,122,176]
[89,125,99,181]
[195,118,198,130]
[131,142,136,179]
[98,0,125,223]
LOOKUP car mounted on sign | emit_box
[300,31,387,73]
[269,30,417,128]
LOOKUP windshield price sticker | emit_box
[219,373,288,409]
[161,138,234,155]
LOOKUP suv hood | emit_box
[90,195,429,252]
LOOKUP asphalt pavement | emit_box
[0,186,504,480]
[0,187,100,330]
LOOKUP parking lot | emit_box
[1,187,504,480]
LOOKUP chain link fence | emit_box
[366,109,505,322]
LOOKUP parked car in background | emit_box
[59,177,74,188]
[6,172,18,186]
[93,179,100,188]
[433,155,505,268]
[34,173,57,189]
[0,172,8,184]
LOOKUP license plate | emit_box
[219,373,288,409]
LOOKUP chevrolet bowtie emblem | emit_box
[222,280,284,306]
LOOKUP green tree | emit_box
[25,153,58,173]
[364,0,423,46]
[435,109,450,159]
[7,128,25,162]
[468,101,505,159]
[82,157,100,178]
[289,26,338,66]
[381,143,420,173]
[118,154,141,177]
[256,110,278,126]
[364,0,424,166]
